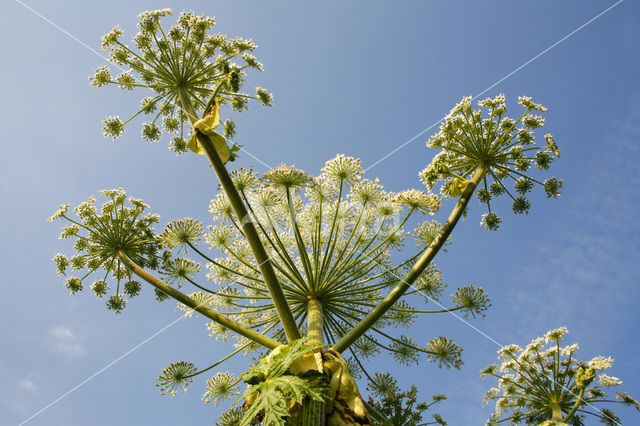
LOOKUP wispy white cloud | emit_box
[18,378,38,392]
[505,93,640,336]
[48,326,86,358]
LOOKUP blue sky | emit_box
[1,1,639,425]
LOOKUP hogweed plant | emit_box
[50,9,564,425]
[481,328,640,425]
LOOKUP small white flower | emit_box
[321,154,363,183]
[524,337,544,353]
[101,25,123,50]
[598,374,622,387]
[138,8,173,20]
[560,343,579,356]
[518,96,547,112]
[544,326,568,343]
[47,203,70,222]
[588,355,614,371]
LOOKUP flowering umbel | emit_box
[421,95,562,230]
[48,189,162,312]
[156,361,198,396]
[169,155,485,367]
[144,155,491,419]
[481,328,640,425]
[91,9,272,158]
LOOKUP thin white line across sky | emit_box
[363,0,624,174]
[18,315,187,426]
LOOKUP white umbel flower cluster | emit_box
[481,328,639,425]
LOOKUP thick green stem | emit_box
[299,298,326,426]
[332,166,486,353]
[299,401,325,426]
[563,387,586,422]
[307,298,324,344]
[551,402,564,422]
[117,251,282,350]
[177,87,301,342]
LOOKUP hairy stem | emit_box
[177,86,301,342]
[117,250,282,349]
[332,166,486,353]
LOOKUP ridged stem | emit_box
[299,298,326,426]
[307,299,324,344]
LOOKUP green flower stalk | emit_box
[481,328,640,425]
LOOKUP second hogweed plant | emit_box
[481,328,640,425]
[49,9,580,425]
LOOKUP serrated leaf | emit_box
[239,338,328,425]
[242,338,324,382]
[241,382,289,426]
[241,375,327,424]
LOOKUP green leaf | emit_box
[186,101,231,162]
[239,339,328,425]
[242,338,323,382]
[187,131,231,163]
[241,381,290,426]
[241,376,327,426]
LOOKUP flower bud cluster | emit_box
[421,95,563,230]
[90,9,274,156]
[48,189,161,313]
